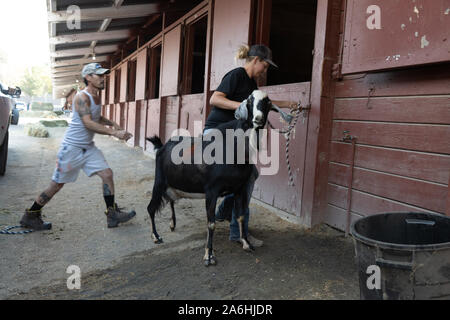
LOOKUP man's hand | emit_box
[113,130,133,141]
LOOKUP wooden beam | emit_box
[447,175,450,216]
[49,29,130,45]
[51,45,119,58]
[53,82,80,87]
[53,71,82,78]
[114,0,125,7]
[47,0,57,12]
[301,0,343,228]
[52,56,108,67]
[83,0,123,59]
[47,4,161,23]
[52,66,82,73]
[142,14,162,29]
[53,76,82,82]
[54,86,79,92]
[99,19,112,32]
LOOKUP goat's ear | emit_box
[271,102,294,123]
[247,95,254,108]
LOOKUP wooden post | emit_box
[300,0,342,228]
[202,0,214,126]
[447,174,450,216]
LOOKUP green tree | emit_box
[19,66,53,98]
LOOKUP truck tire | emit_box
[0,131,8,176]
[11,109,19,125]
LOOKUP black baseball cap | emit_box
[248,45,278,68]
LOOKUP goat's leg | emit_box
[147,198,163,244]
[203,194,218,266]
[169,200,176,232]
[234,192,254,252]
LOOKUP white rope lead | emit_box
[268,105,303,186]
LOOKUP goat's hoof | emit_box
[241,239,255,252]
[152,234,163,244]
[204,256,217,267]
[170,224,175,232]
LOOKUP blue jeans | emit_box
[215,166,258,241]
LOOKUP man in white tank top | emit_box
[20,63,136,230]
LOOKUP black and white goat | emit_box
[146,90,289,266]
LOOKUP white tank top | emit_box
[62,90,102,148]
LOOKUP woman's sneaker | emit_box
[247,234,263,247]
[105,204,136,228]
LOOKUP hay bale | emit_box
[30,102,54,111]
[25,123,49,138]
[39,120,68,127]
[20,111,59,118]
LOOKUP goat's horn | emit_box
[271,103,294,123]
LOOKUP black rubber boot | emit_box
[20,209,52,231]
[105,204,136,228]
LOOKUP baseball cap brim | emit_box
[264,59,278,69]
[94,68,110,75]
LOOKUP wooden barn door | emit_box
[254,83,311,219]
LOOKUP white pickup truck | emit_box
[0,83,21,175]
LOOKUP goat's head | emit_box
[243,90,293,129]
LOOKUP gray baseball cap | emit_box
[81,63,110,78]
[248,45,278,68]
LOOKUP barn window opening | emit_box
[251,0,317,86]
[145,44,162,99]
[114,69,121,103]
[127,59,137,102]
[183,15,208,94]
[104,75,110,105]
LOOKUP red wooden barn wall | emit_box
[98,0,345,228]
[324,0,450,231]
[100,0,449,231]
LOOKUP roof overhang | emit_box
[47,0,201,99]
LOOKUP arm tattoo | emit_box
[38,192,51,205]
[76,96,91,117]
[100,116,115,127]
[103,184,112,196]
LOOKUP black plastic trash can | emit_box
[351,212,450,300]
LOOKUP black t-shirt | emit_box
[204,67,258,130]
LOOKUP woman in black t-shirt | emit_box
[204,44,298,247]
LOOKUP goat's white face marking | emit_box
[252,90,268,127]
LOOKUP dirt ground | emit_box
[0,115,359,300]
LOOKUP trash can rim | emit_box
[350,212,450,250]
